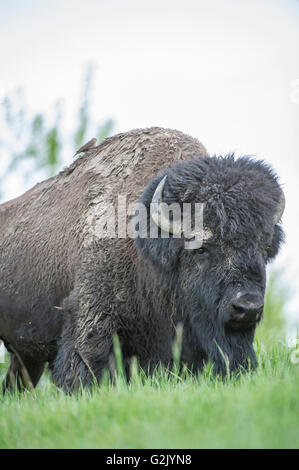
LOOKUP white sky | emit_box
[0,0,298,332]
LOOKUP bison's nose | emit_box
[228,293,264,329]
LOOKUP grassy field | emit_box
[0,343,298,449]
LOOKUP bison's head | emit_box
[135,155,285,375]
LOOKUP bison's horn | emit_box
[150,175,182,235]
[273,189,285,224]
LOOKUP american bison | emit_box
[0,127,284,392]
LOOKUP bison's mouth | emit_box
[226,320,258,331]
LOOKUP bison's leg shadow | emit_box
[2,349,45,394]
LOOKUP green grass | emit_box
[0,344,298,449]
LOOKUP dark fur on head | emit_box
[136,154,284,375]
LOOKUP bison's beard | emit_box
[191,312,257,376]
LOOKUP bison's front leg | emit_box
[51,288,115,392]
[52,333,113,392]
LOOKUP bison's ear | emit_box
[273,189,285,225]
[267,224,285,261]
[135,236,183,272]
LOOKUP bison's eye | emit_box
[193,246,209,262]
[196,247,208,258]
[194,246,208,264]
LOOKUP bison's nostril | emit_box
[229,294,264,325]
[232,310,245,320]
[232,305,246,315]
